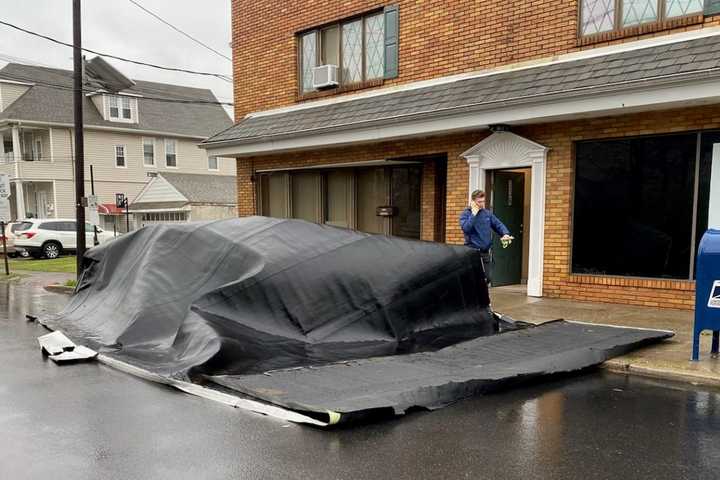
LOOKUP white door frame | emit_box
[462,131,549,297]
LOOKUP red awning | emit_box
[98,203,124,215]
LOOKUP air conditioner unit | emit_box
[312,65,339,89]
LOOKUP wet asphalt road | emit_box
[1,275,719,480]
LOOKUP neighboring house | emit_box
[202,1,720,310]
[0,58,235,231]
[129,172,237,228]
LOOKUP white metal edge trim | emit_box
[709,144,720,229]
[0,119,207,140]
[566,320,675,335]
[247,27,720,119]
[128,206,191,213]
[255,159,423,173]
[0,79,34,87]
[204,81,720,157]
[97,354,330,426]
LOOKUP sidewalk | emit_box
[493,286,720,386]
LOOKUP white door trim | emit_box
[462,131,548,297]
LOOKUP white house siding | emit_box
[0,83,30,111]
[11,127,235,219]
[134,176,186,203]
[189,204,237,221]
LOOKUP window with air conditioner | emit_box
[299,6,398,93]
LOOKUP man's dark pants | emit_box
[475,249,493,287]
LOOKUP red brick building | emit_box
[202,0,720,309]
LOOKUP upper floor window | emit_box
[299,6,398,94]
[106,95,137,123]
[143,137,155,167]
[165,139,177,168]
[580,0,704,36]
[208,156,219,171]
[114,145,126,168]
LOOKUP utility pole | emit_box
[73,0,86,279]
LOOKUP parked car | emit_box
[0,221,33,257]
[14,219,116,259]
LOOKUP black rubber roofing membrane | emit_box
[40,217,672,426]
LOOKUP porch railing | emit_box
[0,152,51,164]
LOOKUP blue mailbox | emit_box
[692,229,720,361]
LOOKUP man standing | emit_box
[459,190,513,286]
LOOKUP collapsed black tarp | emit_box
[212,320,672,423]
[40,217,672,424]
[42,217,497,378]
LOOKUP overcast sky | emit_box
[0,0,234,114]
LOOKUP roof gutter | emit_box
[0,119,209,140]
[201,74,720,157]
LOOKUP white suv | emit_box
[14,219,116,259]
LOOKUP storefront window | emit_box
[696,131,720,269]
[257,166,423,239]
[573,133,698,279]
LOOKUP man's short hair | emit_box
[471,190,485,200]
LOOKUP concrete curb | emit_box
[44,285,75,295]
[603,360,720,387]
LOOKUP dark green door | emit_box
[492,171,524,286]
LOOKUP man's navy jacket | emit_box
[459,207,510,252]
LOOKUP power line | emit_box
[127,0,232,62]
[0,52,57,69]
[0,70,233,106]
[0,19,232,82]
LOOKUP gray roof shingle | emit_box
[159,172,236,204]
[204,34,720,145]
[0,63,232,138]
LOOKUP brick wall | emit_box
[236,137,472,241]
[511,104,720,310]
[236,103,720,309]
[231,0,720,119]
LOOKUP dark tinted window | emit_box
[11,221,33,233]
[61,222,76,232]
[39,222,61,231]
[573,133,697,279]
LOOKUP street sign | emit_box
[0,197,10,223]
[0,174,11,199]
[115,193,126,208]
[86,194,100,225]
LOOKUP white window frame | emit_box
[164,139,178,168]
[106,95,137,123]
[114,145,127,168]
[299,11,386,93]
[142,137,155,167]
[580,0,704,37]
[208,155,219,171]
[108,95,119,119]
[33,138,42,161]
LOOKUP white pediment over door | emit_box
[461,131,548,297]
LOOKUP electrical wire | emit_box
[127,0,232,62]
[0,19,232,82]
[0,70,233,106]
